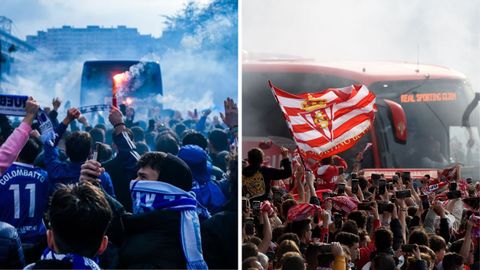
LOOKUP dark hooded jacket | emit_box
[113,130,195,268]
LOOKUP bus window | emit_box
[449,126,480,167]
[369,79,478,170]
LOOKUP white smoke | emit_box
[243,0,480,90]
[181,14,234,49]
[3,51,84,113]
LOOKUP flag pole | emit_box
[268,80,309,172]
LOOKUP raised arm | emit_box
[48,97,61,128]
[257,202,273,254]
[44,108,80,178]
[264,147,292,180]
[0,97,39,173]
[109,107,141,179]
[220,98,238,140]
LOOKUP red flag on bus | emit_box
[270,81,376,161]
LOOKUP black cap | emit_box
[158,153,193,191]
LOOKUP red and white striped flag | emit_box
[270,81,376,161]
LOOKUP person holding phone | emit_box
[314,154,347,190]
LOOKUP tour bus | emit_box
[80,60,163,108]
[243,57,480,179]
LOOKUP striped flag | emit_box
[270,81,376,161]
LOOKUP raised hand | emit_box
[220,97,238,128]
[78,115,88,125]
[79,159,104,187]
[109,106,124,126]
[280,147,289,159]
[52,97,62,111]
[25,97,40,116]
[23,97,40,125]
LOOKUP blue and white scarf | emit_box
[38,247,101,270]
[130,180,209,270]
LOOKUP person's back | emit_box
[120,209,186,269]
[178,144,227,214]
[0,162,48,244]
[314,155,347,190]
[0,138,49,245]
[201,198,237,269]
[102,128,136,212]
[243,147,291,201]
[44,130,115,197]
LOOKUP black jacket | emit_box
[201,199,238,269]
[243,158,292,201]
[103,156,133,212]
[119,210,186,269]
[103,131,141,213]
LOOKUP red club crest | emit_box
[300,94,334,142]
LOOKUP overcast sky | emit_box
[2,0,211,39]
[243,0,480,89]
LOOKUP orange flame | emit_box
[113,72,129,94]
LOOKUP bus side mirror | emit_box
[383,99,407,144]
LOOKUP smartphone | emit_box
[395,189,412,199]
[358,202,373,210]
[379,179,386,195]
[401,172,411,183]
[273,190,283,202]
[337,183,345,195]
[449,182,457,191]
[387,182,394,191]
[252,200,261,212]
[242,198,249,212]
[322,192,334,200]
[371,174,381,186]
[351,179,359,194]
[401,244,417,253]
[420,194,430,209]
[92,142,100,161]
[378,202,394,214]
[334,213,343,229]
[245,218,255,235]
[338,167,344,175]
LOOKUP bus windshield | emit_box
[370,79,479,174]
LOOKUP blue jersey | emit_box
[0,162,49,244]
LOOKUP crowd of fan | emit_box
[0,96,238,269]
[242,147,480,270]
